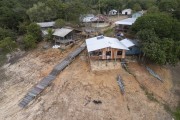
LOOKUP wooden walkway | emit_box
[18,43,86,108]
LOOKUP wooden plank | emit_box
[19,43,86,108]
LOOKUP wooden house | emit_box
[53,28,74,46]
[115,18,137,32]
[86,36,135,60]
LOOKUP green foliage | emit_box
[104,28,114,37]
[23,34,37,50]
[0,37,17,53]
[18,22,30,35]
[0,0,26,29]
[136,28,180,65]
[27,2,56,22]
[55,19,65,28]
[0,53,7,67]
[158,0,178,13]
[0,28,16,40]
[147,6,159,13]
[132,13,174,39]
[133,3,142,12]
[65,0,89,23]
[173,107,180,120]
[45,28,54,42]
[27,23,42,41]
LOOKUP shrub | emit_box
[0,37,17,53]
[23,34,36,50]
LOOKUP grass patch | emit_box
[140,85,158,102]
[0,53,7,67]
[104,28,114,37]
[173,105,180,120]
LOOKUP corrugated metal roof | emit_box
[115,18,137,25]
[120,39,135,48]
[122,9,132,12]
[86,36,129,52]
[37,21,55,28]
[53,28,73,37]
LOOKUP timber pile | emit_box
[18,43,86,108]
[117,75,125,95]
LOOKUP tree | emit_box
[131,13,174,39]
[23,34,36,50]
[133,3,142,12]
[26,2,56,22]
[147,6,159,13]
[27,23,42,41]
[0,37,17,53]
[55,19,65,28]
[65,0,89,23]
[133,13,180,65]
[45,28,54,42]
[18,21,30,35]
[0,0,26,30]
[158,0,178,13]
[0,28,16,40]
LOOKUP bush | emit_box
[0,37,17,53]
[27,23,42,41]
[23,34,37,50]
[55,19,65,28]
[18,22,30,35]
[0,28,16,40]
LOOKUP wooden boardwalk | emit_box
[18,43,86,108]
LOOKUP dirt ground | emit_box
[0,16,179,120]
[0,42,178,120]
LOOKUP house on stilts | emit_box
[86,35,135,60]
[53,27,75,46]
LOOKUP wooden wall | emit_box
[90,47,126,60]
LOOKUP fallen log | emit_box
[117,75,125,95]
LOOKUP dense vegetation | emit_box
[131,13,180,65]
[0,0,179,65]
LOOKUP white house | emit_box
[86,35,134,60]
[109,9,118,16]
[122,9,132,15]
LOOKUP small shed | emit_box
[53,28,74,45]
[122,9,132,15]
[115,18,137,32]
[109,9,118,16]
[86,36,135,60]
[37,21,55,29]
